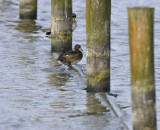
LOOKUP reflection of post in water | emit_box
[128,8,157,130]
[19,0,37,19]
[86,0,111,92]
[15,20,41,33]
[86,93,109,115]
[14,19,41,42]
[51,0,72,51]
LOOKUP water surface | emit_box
[0,0,160,129]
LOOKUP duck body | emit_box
[44,13,77,38]
[57,44,83,66]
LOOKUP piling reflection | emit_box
[15,19,41,33]
[83,93,114,130]
[13,19,42,42]
[86,93,110,115]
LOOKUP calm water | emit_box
[0,0,160,130]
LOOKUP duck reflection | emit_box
[47,72,71,87]
[45,52,71,89]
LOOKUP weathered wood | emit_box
[128,7,157,130]
[86,0,111,92]
[20,0,37,19]
[51,0,72,51]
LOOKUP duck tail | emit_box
[57,50,65,61]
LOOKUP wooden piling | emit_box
[86,0,111,92]
[51,0,72,51]
[128,7,157,130]
[19,0,37,19]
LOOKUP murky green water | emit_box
[0,0,160,130]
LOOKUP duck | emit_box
[44,13,77,38]
[57,44,83,67]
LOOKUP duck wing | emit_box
[72,20,77,31]
[57,50,77,61]
[62,50,77,56]
[57,50,75,59]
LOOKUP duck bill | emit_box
[41,35,47,38]
[79,48,83,52]
[72,18,75,23]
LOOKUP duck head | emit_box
[74,44,83,52]
[72,13,76,23]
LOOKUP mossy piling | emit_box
[86,0,111,92]
[128,7,157,130]
[51,0,72,51]
[19,0,37,19]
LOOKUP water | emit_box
[0,0,160,129]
